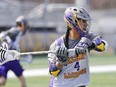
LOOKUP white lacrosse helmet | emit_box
[64,6,92,36]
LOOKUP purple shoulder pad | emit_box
[57,37,63,46]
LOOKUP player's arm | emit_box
[48,61,62,77]
[48,42,65,77]
[7,28,19,41]
[0,28,19,43]
[48,53,63,77]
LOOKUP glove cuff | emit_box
[92,36,102,46]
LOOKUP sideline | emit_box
[8,65,116,78]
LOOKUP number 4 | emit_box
[74,62,80,71]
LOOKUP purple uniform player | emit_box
[0,16,29,87]
[48,6,108,87]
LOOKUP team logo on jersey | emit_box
[63,54,86,79]
[68,54,86,64]
[64,68,86,79]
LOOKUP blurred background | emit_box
[0,0,116,54]
[0,0,116,87]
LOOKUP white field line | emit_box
[8,65,116,78]
[90,65,116,73]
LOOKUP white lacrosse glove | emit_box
[0,43,20,65]
[75,37,92,56]
[56,47,68,65]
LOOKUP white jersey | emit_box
[48,32,96,87]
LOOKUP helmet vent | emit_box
[73,9,77,11]
[79,10,83,14]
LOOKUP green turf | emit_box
[4,76,50,87]
[89,54,116,65]
[21,55,48,69]
[88,72,116,87]
[2,54,116,87]
[4,72,116,87]
[21,54,116,69]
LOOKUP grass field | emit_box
[4,72,116,87]
[2,54,116,87]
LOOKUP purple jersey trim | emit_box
[49,78,54,87]
[57,37,63,47]
[48,37,63,87]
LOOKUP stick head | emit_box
[20,54,33,64]
[0,49,20,65]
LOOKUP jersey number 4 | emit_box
[74,62,80,71]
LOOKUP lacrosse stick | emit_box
[20,49,75,55]
[20,55,33,64]
[0,47,75,65]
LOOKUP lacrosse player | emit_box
[0,16,29,87]
[48,6,108,87]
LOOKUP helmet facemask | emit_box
[75,18,91,34]
[85,20,91,33]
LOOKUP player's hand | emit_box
[78,37,92,48]
[75,37,92,56]
[75,46,86,56]
[56,47,68,65]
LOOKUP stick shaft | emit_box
[20,49,75,55]
[20,51,54,55]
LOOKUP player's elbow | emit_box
[49,65,61,77]
[49,70,61,77]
